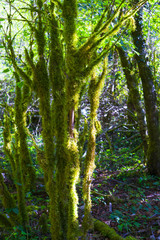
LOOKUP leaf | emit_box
[0,18,5,21]
[3,68,10,73]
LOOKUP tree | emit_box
[0,0,148,239]
[117,45,148,162]
[131,0,160,176]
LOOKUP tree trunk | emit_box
[117,45,148,162]
[131,3,160,176]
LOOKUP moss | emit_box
[66,138,80,240]
[93,219,124,240]
[47,172,62,240]
[63,0,77,48]
[79,118,88,158]
[3,111,16,174]
[14,72,36,191]
[82,62,106,237]
[93,219,138,240]
[0,172,18,224]
[82,121,96,236]
[14,130,29,229]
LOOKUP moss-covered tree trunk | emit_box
[117,45,148,161]
[14,72,29,229]
[63,1,81,239]
[82,62,106,238]
[49,3,68,239]
[6,40,36,191]
[131,3,160,176]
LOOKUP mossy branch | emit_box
[16,67,32,87]
[96,0,125,35]
[51,0,63,9]
[81,30,124,78]
[25,48,36,71]
[77,0,125,56]
[6,38,32,87]
[93,5,110,33]
[76,0,147,67]
[93,219,138,240]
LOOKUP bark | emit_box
[117,45,148,161]
[131,3,160,176]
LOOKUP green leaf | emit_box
[0,18,5,21]
[3,68,10,73]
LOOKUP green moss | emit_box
[14,132,28,229]
[0,172,18,224]
[82,63,106,237]
[93,219,124,240]
[93,219,138,240]
[66,138,80,240]
[14,72,36,190]
[3,112,16,174]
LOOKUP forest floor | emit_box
[81,157,160,240]
[0,152,160,240]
